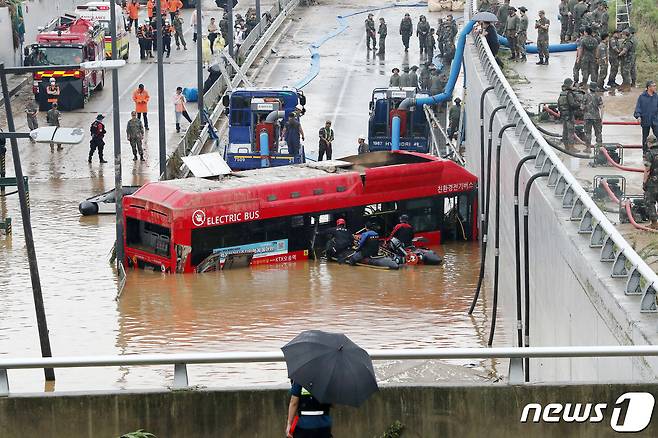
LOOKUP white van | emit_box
[75,2,129,60]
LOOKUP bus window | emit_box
[126,217,171,256]
[402,197,441,233]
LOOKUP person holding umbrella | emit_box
[283,330,378,438]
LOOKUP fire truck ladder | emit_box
[616,0,632,31]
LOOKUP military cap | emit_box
[410,65,418,70]
[518,6,527,12]
[392,67,400,73]
[589,82,598,91]
[509,7,516,12]
[563,78,574,86]
[647,135,658,148]
[454,97,461,104]
[403,66,410,72]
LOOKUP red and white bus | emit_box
[122,151,478,273]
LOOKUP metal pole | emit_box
[156,0,166,179]
[109,0,124,269]
[0,63,55,381]
[256,0,261,24]
[196,0,203,124]
[227,0,235,57]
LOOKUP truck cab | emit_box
[222,88,307,171]
[368,87,431,153]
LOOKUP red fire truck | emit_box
[26,16,106,111]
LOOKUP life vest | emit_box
[391,222,414,247]
[298,387,331,417]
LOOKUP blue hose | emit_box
[260,131,270,168]
[391,116,401,151]
[497,35,577,53]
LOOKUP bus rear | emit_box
[123,198,175,273]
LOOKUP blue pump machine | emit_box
[222,88,307,170]
[367,87,432,153]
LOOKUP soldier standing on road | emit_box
[582,82,603,151]
[417,15,430,56]
[496,0,510,34]
[399,66,411,87]
[389,67,401,87]
[445,15,458,51]
[426,28,436,63]
[46,103,62,152]
[173,11,188,50]
[618,28,634,92]
[318,120,334,161]
[365,13,376,51]
[535,10,550,65]
[643,135,658,229]
[419,62,431,91]
[399,13,413,52]
[447,97,462,140]
[504,7,519,61]
[126,111,145,161]
[559,0,569,43]
[409,65,419,89]
[25,102,38,136]
[377,18,387,55]
[579,28,599,87]
[516,7,528,62]
[89,114,107,164]
[596,33,609,91]
[558,78,580,152]
[608,28,621,88]
[132,84,151,130]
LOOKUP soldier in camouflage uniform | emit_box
[365,14,376,51]
[607,28,621,87]
[582,82,603,150]
[579,27,599,86]
[126,111,145,161]
[573,0,588,35]
[496,0,510,34]
[643,135,658,229]
[558,78,580,152]
[377,18,387,55]
[399,13,413,52]
[559,0,569,43]
[596,33,609,90]
[573,30,583,84]
[618,28,634,92]
[447,97,462,140]
[504,7,519,60]
[516,7,529,62]
[567,0,578,41]
[417,15,430,55]
[535,10,550,65]
[630,26,638,87]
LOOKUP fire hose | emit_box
[544,137,593,159]
[600,179,657,233]
[599,147,644,173]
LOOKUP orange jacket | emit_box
[147,0,154,18]
[127,1,139,20]
[168,0,183,13]
[160,0,169,13]
[132,89,150,113]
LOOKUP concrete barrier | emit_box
[0,384,657,436]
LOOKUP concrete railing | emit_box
[3,345,658,396]
[164,0,299,179]
[466,0,658,316]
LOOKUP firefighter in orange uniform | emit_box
[168,0,183,22]
[147,0,154,23]
[127,0,140,35]
[132,84,151,130]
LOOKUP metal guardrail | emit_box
[465,1,658,315]
[165,0,299,179]
[424,104,465,166]
[2,345,658,396]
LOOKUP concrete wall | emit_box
[1,384,657,437]
[462,39,658,382]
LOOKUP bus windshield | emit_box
[31,46,84,66]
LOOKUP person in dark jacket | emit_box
[286,381,332,438]
[389,214,414,247]
[348,223,380,265]
[89,114,107,164]
[482,21,500,57]
[634,80,658,153]
[321,218,352,261]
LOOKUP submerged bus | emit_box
[122,151,478,273]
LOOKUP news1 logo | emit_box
[520,392,655,432]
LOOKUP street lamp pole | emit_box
[0,63,55,381]
[196,0,204,125]
[109,0,124,269]
[256,0,261,25]
[155,0,166,179]
[227,0,235,57]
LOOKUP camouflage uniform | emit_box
[399,16,413,51]
[126,116,145,160]
[630,30,638,87]
[417,16,430,54]
[567,0,578,40]
[377,20,387,55]
[619,32,634,90]
[536,15,550,64]
[496,1,510,34]
[173,15,186,50]
[505,10,519,59]
[573,0,588,35]
[596,39,609,90]
[608,32,621,87]
[365,16,376,50]
[643,136,658,226]
[447,100,461,139]
[517,10,529,61]
[579,33,599,85]
[582,84,603,148]
[558,0,569,43]
[558,79,579,150]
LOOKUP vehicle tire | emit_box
[96,72,105,91]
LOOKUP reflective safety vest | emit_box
[298,387,331,417]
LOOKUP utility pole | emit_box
[109,0,124,268]
[0,63,55,381]
[256,0,261,25]
[227,0,235,57]
[156,0,166,178]
[196,0,204,126]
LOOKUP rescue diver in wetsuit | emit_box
[348,222,380,265]
[389,214,415,247]
[320,218,352,262]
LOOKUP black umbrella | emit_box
[281,330,378,407]
[472,11,499,22]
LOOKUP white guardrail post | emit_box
[2,346,658,396]
[465,0,658,315]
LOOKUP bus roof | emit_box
[127,152,477,215]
